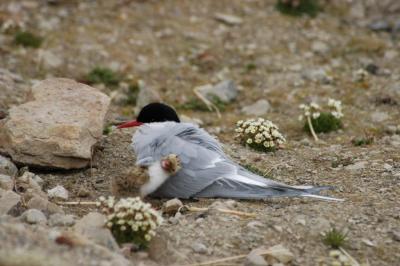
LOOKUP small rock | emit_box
[245,248,268,266]
[345,161,368,171]
[214,13,243,26]
[371,111,389,123]
[27,195,64,214]
[365,63,379,75]
[191,242,208,254]
[247,221,264,230]
[180,115,204,126]
[74,212,119,251]
[134,80,162,115]
[302,69,333,84]
[0,155,18,177]
[0,78,111,169]
[384,50,398,60]
[18,171,44,190]
[0,189,21,215]
[362,238,375,247]
[48,213,75,226]
[311,41,329,54]
[264,244,294,264]
[368,20,391,32]
[0,174,13,190]
[47,185,69,200]
[162,198,183,215]
[383,163,393,171]
[197,80,238,103]
[22,209,47,224]
[390,230,400,241]
[77,187,90,197]
[241,100,271,116]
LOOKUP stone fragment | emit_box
[197,80,238,103]
[162,198,183,215]
[245,248,268,266]
[311,41,329,54]
[48,213,75,227]
[74,212,119,251]
[264,244,294,264]
[0,189,21,215]
[345,161,368,171]
[0,155,18,177]
[22,208,47,224]
[371,111,389,123]
[241,100,271,116]
[214,13,243,25]
[0,78,110,169]
[47,185,69,200]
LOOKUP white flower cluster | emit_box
[299,98,343,120]
[327,98,344,119]
[98,196,163,243]
[235,118,286,150]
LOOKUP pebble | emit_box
[368,20,391,32]
[311,41,329,54]
[302,69,333,84]
[0,155,18,177]
[191,242,208,254]
[197,80,238,103]
[241,99,271,116]
[48,213,75,227]
[371,111,389,123]
[162,198,183,215]
[22,209,47,224]
[245,248,268,266]
[47,185,69,200]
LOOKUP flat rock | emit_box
[0,155,18,177]
[0,189,21,215]
[197,80,238,103]
[191,242,208,254]
[371,111,389,123]
[245,248,268,266]
[241,100,271,116]
[22,208,47,224]
[0,78,110,169]
[74,212,119,251]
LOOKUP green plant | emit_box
[323,228,347,249]
[85,67,121,86]
[125,83,140,105]
[304,112,342,133]
[98,196,163,249]
[103,124,114,135]
[178,96,226,112]
[276,0,320,17]
[351,135,374,146]
[14,31,43,48]
[235,118,286,153]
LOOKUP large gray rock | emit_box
[0,78,110,169]
[0,155,18,177]
[22,209,47,224]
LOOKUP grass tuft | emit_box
[276,0,320,17]
[323,228,347,249]
[85,67,121,87]
[14,31,43,48]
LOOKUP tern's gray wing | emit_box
[133,122,342,201]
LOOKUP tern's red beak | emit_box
[116,120,143,129]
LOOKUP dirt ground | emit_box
[1,0,400,265]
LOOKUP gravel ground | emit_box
[1,0,400,265]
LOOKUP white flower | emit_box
[312,112,320,119]
[246,138,253,144]
[310,102,320,109]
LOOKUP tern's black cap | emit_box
[137,103,180,123]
